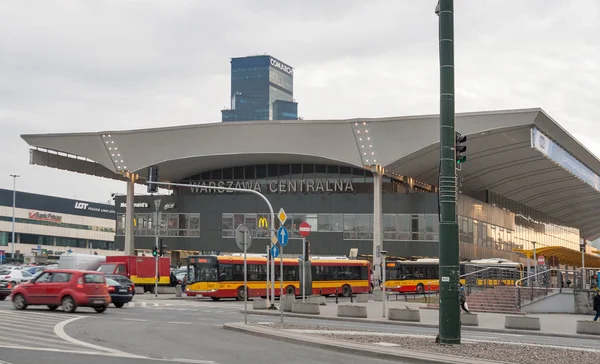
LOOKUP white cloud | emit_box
[0,0,598,203]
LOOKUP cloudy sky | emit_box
[0,0,598,204]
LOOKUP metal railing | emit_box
[515,269,571,308]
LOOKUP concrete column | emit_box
[371,165,383,281]
[124,174,136,255]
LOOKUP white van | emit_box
[58,253,106,271]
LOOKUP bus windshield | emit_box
[187,256,218,283]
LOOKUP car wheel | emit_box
[48,305,58,311]
[114,302,125,308]
[94,306,107,313]
[13,294,27,310]
[61,296,77,313]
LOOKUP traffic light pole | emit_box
[437,0,461,344]
[154,200,160,298]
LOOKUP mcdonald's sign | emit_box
[258,217,268,228]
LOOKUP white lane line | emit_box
[123,318,148,322]
[167,321,193,325]
[0,334,78,349]
[0,358,14,364]
[53,316,144,357]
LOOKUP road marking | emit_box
[53,316,143,357]
[0,359,14,364]
[167,321,194,325]
[124,318,149,322]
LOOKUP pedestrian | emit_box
[181,274,188,295]
[459,283,470,313]
[593,290,600,322]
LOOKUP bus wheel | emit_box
[211,297,220,301]
[285,285,295,295]
[236,286,247,301]
[416,283,425,293]
[342,285,352,297]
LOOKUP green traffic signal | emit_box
[152,246,158,257]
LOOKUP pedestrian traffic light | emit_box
[152,246,158,257]
[455,131,467,169]
[147,166,159,194]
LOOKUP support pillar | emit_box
[124,173,136,256]
[371,164,384,282]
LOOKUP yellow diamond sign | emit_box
[278,208,288,225]
[271,235,278,244]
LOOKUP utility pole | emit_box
[436,0,461,345]
[10,174,19,262]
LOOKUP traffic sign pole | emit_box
[244,231,248,324]
[302,237,306,302]
[280,243,284,323]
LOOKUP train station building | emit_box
[20,108,600,269]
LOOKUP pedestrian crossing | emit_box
[0,309,91,351]
[127,300,244,314]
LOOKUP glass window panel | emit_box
[291,164,302,179]
[279,164,290,178]
[267,164,279,177]
[343,214,357,239]
[356,214,372,240]
[330,214,343,232]
[396,214,411,240]
[212,169,222,180]
[327,165,339,176]
[317,214,330,231]
[233,214,245,230]
[303,164,314,176]
[234,167,244,180]
[383,214,396,240]
[256,165,267,179]
[244,166,255,179]
[222,168,233,180]
[245,214,257,235]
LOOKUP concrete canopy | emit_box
[21,108,600,240]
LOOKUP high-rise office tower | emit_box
[221,55,298,122]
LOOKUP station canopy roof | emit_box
[513,247,600,269]
[21,108,600,240]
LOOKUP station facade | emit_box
[22,108,600,268]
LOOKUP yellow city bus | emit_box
[384,259,523,293]
[185,255,371,300]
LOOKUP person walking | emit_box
[181,274,188,295]
[593,290,600,321]
[459,283,470,313]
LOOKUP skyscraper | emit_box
[221,55,298,122]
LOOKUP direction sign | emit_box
[235,224,253,251]
[271,245,279,258]
[277,226,289,247]
[537,255,545,265]
[299,222,311,237]
[278,208,288,225]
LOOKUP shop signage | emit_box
[74,201,115,214]
[120,202,150,208]
[163,202,176,211]
[188,179,354,195]
[29,210,62,223]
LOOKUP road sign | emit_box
[154,199,161,211]
[538,255,545,265]
[278,208,288,225]
[299,222,311,237]
[271,245,279,258]
[235,224,253,251]
[270,235,278,245]
[277,226,289,246]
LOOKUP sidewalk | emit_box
[245,299,598,339]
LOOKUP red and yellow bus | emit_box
[185,255,371,300]
[384,259,523,293]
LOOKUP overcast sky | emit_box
[0,0,598,204]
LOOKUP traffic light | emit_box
[147,166,159,193]
[152,246,158,257]
[159,239,166,257]
[455,131,467,169]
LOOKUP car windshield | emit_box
[105,278,119,286]
[84,274,105,283]
[97,264,116,273]
[0,270,9,275]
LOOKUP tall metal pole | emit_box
[10,174,19,261]
[532,241,537,284]
[280,245,284,323]
[244,232,248,325]
[382,254,386,318]
[302,237,306,302]
[436,0,460,344]
[266,245,270,301]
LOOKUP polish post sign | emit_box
[299,222,311,237]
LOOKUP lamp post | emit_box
[10,174,19,261]
[435,0,460,345]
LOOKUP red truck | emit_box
[98,256,171,293]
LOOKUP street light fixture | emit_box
[10,174,19,261]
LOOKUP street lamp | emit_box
[10,174,19,261]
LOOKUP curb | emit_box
[241,310,600,340]
[223,322,508,364]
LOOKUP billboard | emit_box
[531,127,600,192]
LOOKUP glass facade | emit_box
[0,215,114,233]
[221,55,297,122]
[0,232,114,250]
[116,213,200,237]
[486,192,580,252]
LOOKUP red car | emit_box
[11,269,111,313]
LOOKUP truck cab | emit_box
[97,262,128,276]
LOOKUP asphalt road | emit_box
[0,298,401,364]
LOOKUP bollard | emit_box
[335,288,338,304]
[350,293,353,303]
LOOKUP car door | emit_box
[25,272,52,304]
[46,272,72,305]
